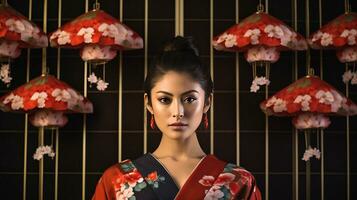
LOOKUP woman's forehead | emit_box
[152,71,204,95]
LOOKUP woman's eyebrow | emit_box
[156,90,199,96]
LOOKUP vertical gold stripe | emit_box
[42,0,47,74]
[305,0,310,73]
[175,0,179,36]
[82,113,87,200]
[23,115,28,200]
[345,3,350,200]
[23,114,28,200]
[209,0,214,154]
[54,128,59,200]
[265,64,269,200]
[265,0,269,13]
[318,1,324,200]
[38,127,44,200]
[345,64,350,200]
[264,1,269,199]
[55,1,62,200]
[320,129,324,200]
[143,0,148,154]
[23,1,32,199]
[305,1,311,200]
[235,0,240,165]
[180,0,184,35]
[82,1,89,200]
[292,0,298,199]
[118,0,123,162]
[305,131,311,200]
[294,129,298,200]
[39,1,47,200]
[345,0,350,13]
[174,0,184,36]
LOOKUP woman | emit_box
[92,36,261,200]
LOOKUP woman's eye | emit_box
[158,97,171,104]
[184,97,196,103]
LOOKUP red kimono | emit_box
[92,154,262,200]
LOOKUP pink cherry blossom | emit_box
[77,27,95,43]
[244,29,261,45]
[214,173,235,186]
[199,175,215,187]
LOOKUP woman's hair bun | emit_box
[162,36,199,57]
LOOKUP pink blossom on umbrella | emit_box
[294,95,312,111]
[244,29,261,45]
[340,29,357,45]
[77,27,95,43]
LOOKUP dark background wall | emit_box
[0,0,356,199]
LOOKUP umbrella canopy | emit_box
[308,12,357,63]
[48,6,143,90]
[0,74,93,114]
[309,12,357,49]
[213,11,307,53]
[260,75,357,117]
[49,9,143,51]
[212,8,308,93]
[0,4,48,49]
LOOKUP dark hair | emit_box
[144,36,213,104]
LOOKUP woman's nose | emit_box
[172,99,184,119]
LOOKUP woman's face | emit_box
[145,71,211,140]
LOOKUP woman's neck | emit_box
[152,132,206,160]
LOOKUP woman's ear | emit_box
[144,93,154,114]
[203,93,213,113]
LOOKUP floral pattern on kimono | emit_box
[92,154,261,200]
[199,163,261,200]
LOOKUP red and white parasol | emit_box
[260,75,357,160]
[0,74,93,128]
[213,5,307,93]
[309,12,357,85]
[49,3,143,91]
[0,2,48,86]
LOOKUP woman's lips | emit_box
[169,122,188,130]
[169,122,188,126]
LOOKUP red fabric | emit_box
[0,5,47,48]
[260,75,357,116]
[175,155,226,199]
[92,164,124,200]
[0,75,93,113]
[49,9,142,50]
[309,12,357,49]
[92,156,262,200]
[213,12,307,52]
